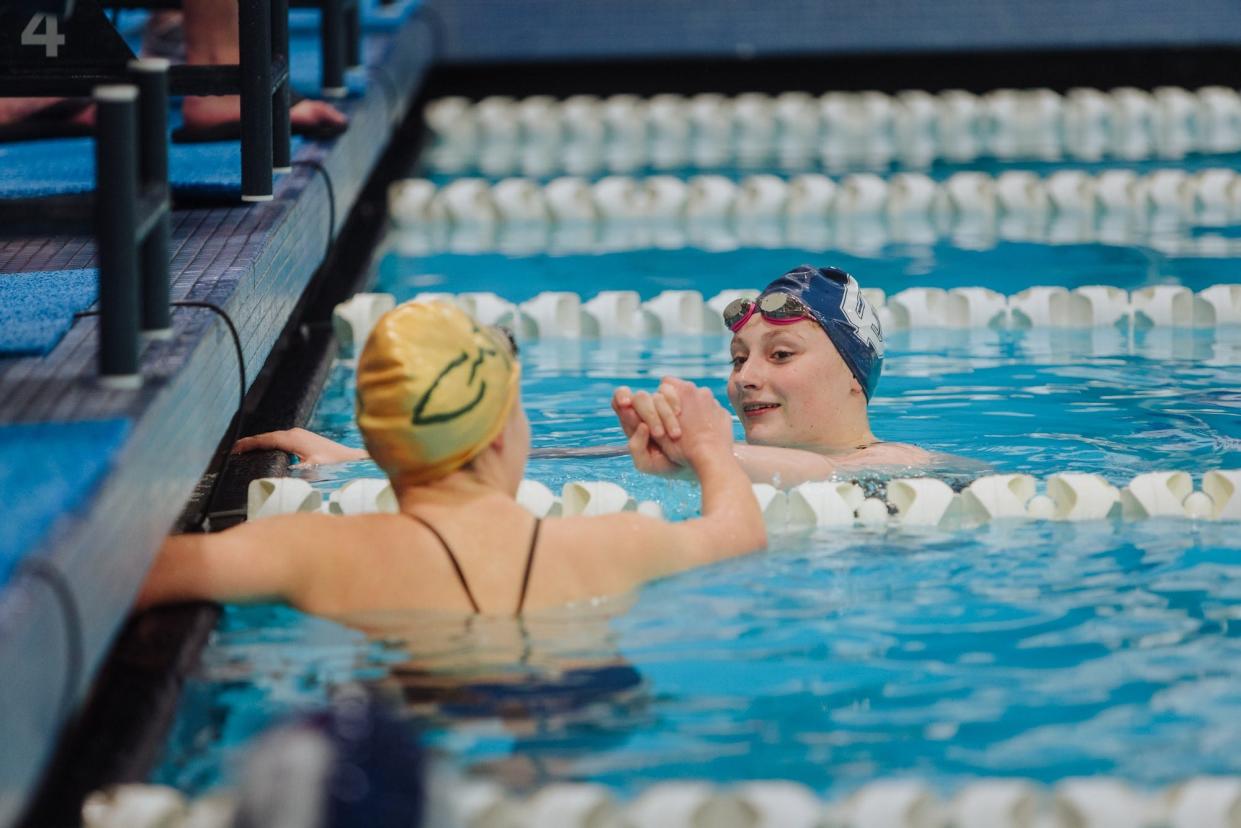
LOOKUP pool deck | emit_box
[0,12,433,823]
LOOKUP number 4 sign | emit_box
[21,13,66,58]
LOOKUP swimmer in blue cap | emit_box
[240,266,946,485]
[614,265,934,485]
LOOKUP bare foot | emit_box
[182,94,348,134]
[0,97,94,128]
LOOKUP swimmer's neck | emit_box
[392,464,514,511]
[753,421,879,455]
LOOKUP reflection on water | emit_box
[153,520,1241,799]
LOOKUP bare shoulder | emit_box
[230,511,412,553]
[535,512,677,593]
[837,442,987,474]
[838,441,933,467]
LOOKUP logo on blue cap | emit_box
[759,265,885,400]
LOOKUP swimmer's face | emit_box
[727,316,861,448]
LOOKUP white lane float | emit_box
[887,478,958,527]
[1025,494,1057,520]
[688,93,735,168]
[886,287,949,330]
[1197,86,1241,155]
[1153,85,1197,159]
[648,93,692,169]
[81,785,188,828]
[519,291,591,338]
[1130,285,1215,328]
[773,92,820,167]
[583,290,657,337]
[893,89,939,164]
[1056,286,1131,328]
[182,794,236,828]
[786,481,860,528]
[622,781,719,828]
[1054,777,1160,828]
[492,177,549,225]
[1164,776,1241,828]
[325,478,396,515]
[1007,286,1070,328]
[516,479,562,518]
[950,779,1041,828]
[734,92,777,165]
[247,478,322,520]
[959,474,1038,523]
[1111,87,1157,161]
[544,175,598,223]
[841,779,945,828]
[1199,284,1241,324]
[523,783,620,828]
[1119,471,1194,519]
[332,292,396,352]
[731,781,824,828]
[387,178,439,228]
[1046,473,1121,521]
[560,95,606,176]
[561,481,636,516]
[751,484,791,531]
[945,287,1008,329]
[643,290,710,335]
[855,497,891,526]
[1203,470,1241,520]
[936,89,983,162]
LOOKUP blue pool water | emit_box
[151,185,1241,798]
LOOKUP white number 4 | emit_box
[21,14,65,58]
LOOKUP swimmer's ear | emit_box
[849,375,864,397]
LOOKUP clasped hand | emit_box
[611,377,733,475]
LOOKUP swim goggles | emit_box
[488,324,519,357]
[722,292,812,333]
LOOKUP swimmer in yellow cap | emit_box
[137,301,765,616]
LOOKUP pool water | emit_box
[151,169,1241,799]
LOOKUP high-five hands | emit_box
[612,378,733,476]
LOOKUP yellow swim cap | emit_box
[356,301,521,486]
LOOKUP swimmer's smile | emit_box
[741,401,781,418]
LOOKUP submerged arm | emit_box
[730,443,838,486]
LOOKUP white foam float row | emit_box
[759,470,1241,531]
[247,470,1241,526]
[333,284,1241,347]
[423,87,1241,175]
[81,776,1241,828]
[388,168,1241,253]
[245,477,663,521]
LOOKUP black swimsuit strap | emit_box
[405,513,542,615]
[405,513,480,613]
[515,518,542,615]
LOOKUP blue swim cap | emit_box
[759,265,885,400]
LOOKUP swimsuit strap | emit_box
[515,518,542,615]
[404,513,481,613]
